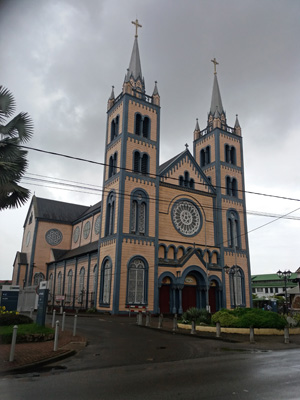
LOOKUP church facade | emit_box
[12,22,252,314]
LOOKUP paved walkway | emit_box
[1,314,300,375]
[0,329,86,374]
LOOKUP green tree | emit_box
[0,86,33,209]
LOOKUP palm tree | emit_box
[0,86,33,209]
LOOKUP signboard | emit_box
[55,295,65,301]
[36,288,49,326]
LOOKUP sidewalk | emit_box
[0,329,86,375]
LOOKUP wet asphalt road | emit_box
[1,315,300,399]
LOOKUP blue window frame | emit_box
[99,258,112,306]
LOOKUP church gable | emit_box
[159,150,215,194]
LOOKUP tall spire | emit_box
[208,58,226,127]
[124,19,144,93]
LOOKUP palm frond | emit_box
[0,181,30,210]
[0,112,33,142]
[0,86,16,123]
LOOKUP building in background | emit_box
[12,21,252,314]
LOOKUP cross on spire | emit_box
[211,57,219,75]
[132,19,142,37]
[185,143,189,150]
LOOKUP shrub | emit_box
[212,308,286,329]
[0,313,33,326]
[212,311,239,327]
[181,308,211,325]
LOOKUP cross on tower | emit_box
[132,19,142,37]
[185,143,189,150]
[211,57,219,74]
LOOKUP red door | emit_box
[209,286,217,313]
[182,286,197,311]
[159,285,170,314]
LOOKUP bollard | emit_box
[145,312,150,327]
[52,309,56,328]
[284,326,290,344]
[191,320,196,335]
[53,320,59,351]
[62,311,66,332]
[172,314,178,332]
[30,307,34,319]
[136,313,139,325]
[137,312,142,326]
[250,326,255,343]
[73,314,78,337]
[216,322,221,338]
[158,313,163,329]
[9,325,18,362]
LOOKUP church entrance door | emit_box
[209,286,217,313]
[182,285,197,311]
[159,285,170,314]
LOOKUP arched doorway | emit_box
[159,277,171,313]
[208,279,220,313]
[182,275,197,312]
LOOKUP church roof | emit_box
[27,196,90,225]
[210,74,224,115]
[50,241,98,262]
[77,200,101,220]
[158,151,186,175]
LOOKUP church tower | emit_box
[193,59,251,308]
[98,20,161,314]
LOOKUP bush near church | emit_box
[0,306,33,326]
[212,308,287,330]
[181,308,211,325]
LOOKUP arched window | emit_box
[141,154,148,175]
[108,152,118,178]
[229,267,244,307]
[57,272,62,295]
[230,147,236,165]
[78,267,85,304]
[142,117,150,138]
[200,146,211,167]
[105,192,115,236]
[130,190,148,235]
[135,113,142,136]
[34,272,45,286]
[226,177,238,197]
[179,176,184,186]
[227,211,240,249]
[100,259,112,305]
[200,149,205,167]
[232,178,238,197]
[189,178,194,189]
[66,270,73,302]
[92,264,98,305]
[113,153,118,175]
[127,257,148,304]
[111,116,119,141]
[133,152,149,175]
[226,176,231,195]
[225,144,236,165]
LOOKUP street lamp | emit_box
[277,269,292,314]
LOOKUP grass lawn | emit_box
[0,324,54,344]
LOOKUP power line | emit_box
[22,172,300,222]
[19,144,300,203]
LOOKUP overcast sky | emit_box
[1,0,300,280]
